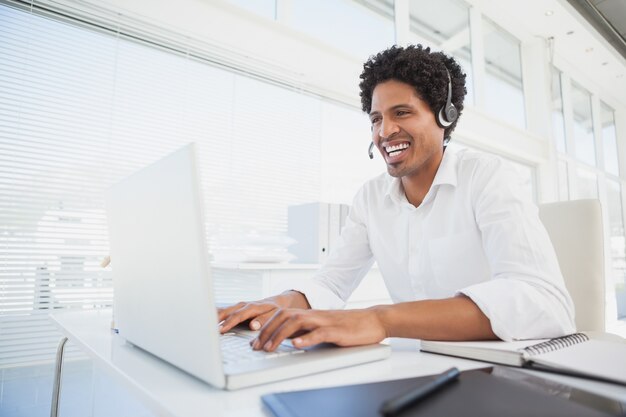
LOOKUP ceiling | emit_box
[567,0,626,61]
[470,0,626,108]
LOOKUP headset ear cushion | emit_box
[438,107,453,128]
[446,105,458,123]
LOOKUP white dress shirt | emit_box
[292,148,576,341]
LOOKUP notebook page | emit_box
[531,340,626,385]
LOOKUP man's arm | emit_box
[253,295,496,352]
[375,295,497,340]
[460,158,575,340]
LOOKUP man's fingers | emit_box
[217,302,245,322]
[220,303,275,333]
[249,310,275,331]
[255,310,326,352]
[252,309,284,349]
[292,327,335,349]
[260,314,309,352]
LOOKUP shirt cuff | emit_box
[280,279,347,310]
[459,279,576,341]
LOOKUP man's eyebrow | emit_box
[369,103,415,117]
[389,103,414,110]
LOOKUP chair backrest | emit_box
[538,199,605,332]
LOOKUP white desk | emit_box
[50,310,626,417]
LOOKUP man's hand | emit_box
[251,308,388,352]
[251,295,497,351]
[217,290,310,333]
[222,295,497,351]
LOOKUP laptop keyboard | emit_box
[220,333,304,365]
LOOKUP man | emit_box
[218,45,575,353]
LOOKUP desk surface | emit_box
[50,310,626,417]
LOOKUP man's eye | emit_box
[397,110,408,116]
[371,117,381,124]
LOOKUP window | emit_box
[408,0,474,104]
[289,0,394,60]
[557,159,569,201]
[482,17,525,129]
[601,102,619,176]
[571,81,596,167]
[320,101,379,203]
[607,180,626,318]
[574,168,598,199]
[554,71,626,327]
[0,3,339,366]
[551,67,566,153]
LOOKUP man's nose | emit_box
[379,118,399,139]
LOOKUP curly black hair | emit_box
[359,44,467,139]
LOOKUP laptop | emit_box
[105,143,391,390]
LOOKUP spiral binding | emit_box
[522,333,589,356]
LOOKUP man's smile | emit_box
[382,141,411,163]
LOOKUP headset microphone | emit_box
[368,141,374,159]
[437,68,458,129]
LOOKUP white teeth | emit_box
[389,151,401,157]
[385,143,409,154]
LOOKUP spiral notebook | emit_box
[420,333,626,386]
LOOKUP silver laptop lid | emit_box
[105,143,225,388]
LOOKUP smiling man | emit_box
[218,45,575,352]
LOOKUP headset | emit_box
[436,68,458,129]
[369,67,457,159]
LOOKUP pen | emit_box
[379,367,460,416]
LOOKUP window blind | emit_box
[0,2,323,367]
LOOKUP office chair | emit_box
[538,199,605,332]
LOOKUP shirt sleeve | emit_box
[288,189,375,310]
[459,158,576,341]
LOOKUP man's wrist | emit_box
[280,290,311,309]
[369,304,393,339]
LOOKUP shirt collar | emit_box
[384,146,458,205]
[432,146,458,188]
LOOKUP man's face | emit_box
[369,79,445,179]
